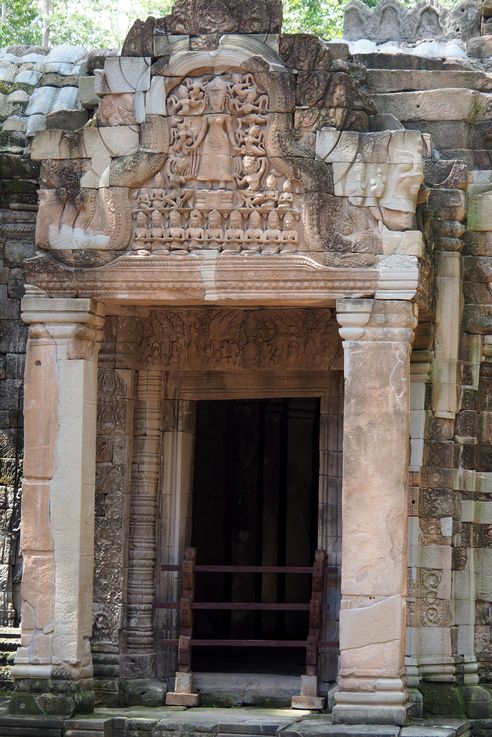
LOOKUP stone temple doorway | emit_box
[191,398,320,675]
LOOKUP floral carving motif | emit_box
[419,568,446,627]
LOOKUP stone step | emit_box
[0,713,475,737]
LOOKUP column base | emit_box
[420,683,492,720]
[419,683,466,719]
[332,703,411,726]
[9,679,94,717]
[333,679,411,725]
[120,653,156,680]
[463,685,492,719]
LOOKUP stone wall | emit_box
[349,11,492,717]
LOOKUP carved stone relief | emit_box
[419,568,447,627]
[138,308,339,371]
[93,368,133,650]
[131,74,302,256]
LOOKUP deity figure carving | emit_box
[244,211,263,254]
[207,209,224,248]
[185,77,239,188]
[186,209,206,250]
[150,210,167,254]
[279,179,294,209]
[229,73,268,116]
[167,209,187,253]
[417,7,442,37]
[133,211,150,253]
[263,210,282,254]
[262,174,279,208]
[281,212,298,253]
[239,124,266,156]
[223,210,244,254]
[237,156,268,199]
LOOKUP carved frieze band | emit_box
[137,307,339,370]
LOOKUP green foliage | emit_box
[0,0,174,49]
[0,0,40,47]
[282,0,344,39]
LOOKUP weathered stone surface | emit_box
[366,69,492,93]
[467,35,492,57]
[372,90,491,124]
[45,109,88,130]
[122,16,156,57]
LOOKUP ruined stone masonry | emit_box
[1,0,492,733]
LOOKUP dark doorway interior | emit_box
[191,397,320,674]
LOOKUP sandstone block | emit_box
[100,56,151,95]
[468,190,492,231]
[316,128,429,163]
[372,89,491,123]
[79,76,99,109]
[467,35,492,57]
[145,75,166,115]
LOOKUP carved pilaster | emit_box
[122,369,162,678]
[333,298,417,726]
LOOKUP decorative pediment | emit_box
[26,1,429,307]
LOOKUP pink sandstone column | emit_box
[11,294,104,716]
[333,297,417,726]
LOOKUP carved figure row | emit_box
[168,75,269,118]
[131,208,299,255]
[135,172,297,214]
[344,0,480,43]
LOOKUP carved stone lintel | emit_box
[138,307,338,371]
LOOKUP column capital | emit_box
[336,298,418,345]
[21,293,104,326]
[22,293,105,360]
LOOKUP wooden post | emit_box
[291,549,326,710]
[165,548,199,706]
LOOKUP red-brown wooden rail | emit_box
[156,547,338,674]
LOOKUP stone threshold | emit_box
[0,707,473,737]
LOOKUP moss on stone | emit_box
[420,683,467,719]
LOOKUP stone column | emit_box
[11,294,104,716]
[333,298,417,726]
